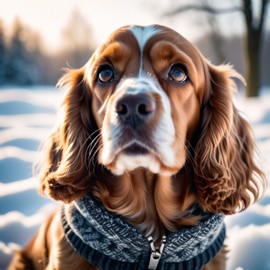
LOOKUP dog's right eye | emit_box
[97,66,114,84]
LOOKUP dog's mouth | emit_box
[100,133,183,176]
[99,120,184,175]
[122,141,150,156]
[100,137,180,176]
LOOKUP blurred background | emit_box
[0,0,269,95]
[0,0,270,269]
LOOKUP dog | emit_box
[8,25,265,270]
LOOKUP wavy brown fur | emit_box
[194,63,265,214]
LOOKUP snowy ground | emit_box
[0,87,269,270]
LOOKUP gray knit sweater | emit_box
[62,193,225,270]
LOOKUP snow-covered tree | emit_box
[5,18,37,85]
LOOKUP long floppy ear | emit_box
[194,64,265,214]
[36,67,98,202]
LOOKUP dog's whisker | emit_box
[85,133,102,170]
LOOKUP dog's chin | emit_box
[101,147,182,176]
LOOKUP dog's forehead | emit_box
[129,25,161,51]
[104,25,186,51]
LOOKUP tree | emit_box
[165,0,269,97]
[243,0,268,96]
[0,20,7,83]
[41,9,97,85]
[61,9,96,68]
[5,18,37,85]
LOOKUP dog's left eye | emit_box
[98,65,114,84]
[169,64,188,83]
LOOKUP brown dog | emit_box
[9,25,265,270]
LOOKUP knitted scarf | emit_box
[62,193,226,270]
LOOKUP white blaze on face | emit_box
[129,25,160,76]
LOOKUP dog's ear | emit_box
[194,63,265,214]
[36,67,98,202]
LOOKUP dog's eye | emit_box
[98,66,114,84]
[169,64,188,83]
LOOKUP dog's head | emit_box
[90,25,206,176]
[39,25,265,215]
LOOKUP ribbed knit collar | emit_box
[62,193,225,270]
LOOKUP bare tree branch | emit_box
[164,4,243,17]
[258,0,268,35]
[242,0,253,28]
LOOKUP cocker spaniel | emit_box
[9,25,265,270]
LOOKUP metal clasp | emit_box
[148,235,166,270]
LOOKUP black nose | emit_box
[115,93,156,126]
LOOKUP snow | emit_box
[0,87,59,269]
[0,86,269,270]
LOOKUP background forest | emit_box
[0,2,269,91]
[0,11,95,85]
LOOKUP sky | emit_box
[0,0,169,52]
[0,0,259,54]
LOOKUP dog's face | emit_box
[87,25,205,176]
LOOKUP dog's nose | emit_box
[115,93,156,126]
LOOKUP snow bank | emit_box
[0,87,269,270]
